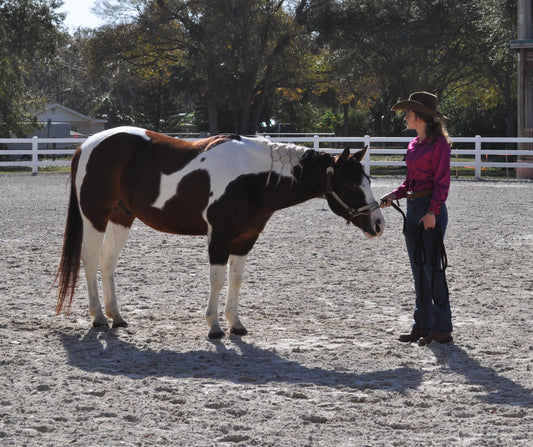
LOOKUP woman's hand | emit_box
[420,212,436,230]
[380,193,396,208]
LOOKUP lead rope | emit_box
[414,222,449,306]
[389,200,449,305]
[390,200,407,235]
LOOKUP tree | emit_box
[83,12,191,131]
[442,0,517,137]
[93,0,312,134]
[31,29,99,113]
[485,0,517,137]
[301,0,501,135]
[0,0,65,136]
[34,0,517,137]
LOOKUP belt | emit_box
[407,189,433,201]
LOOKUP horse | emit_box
[55,127,385,339]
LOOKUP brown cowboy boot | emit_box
[418,332,453,346]
[398,330,429,343]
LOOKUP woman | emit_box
[380,91,452,346]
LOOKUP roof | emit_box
[38,103,107,123]
[510,39,533,50]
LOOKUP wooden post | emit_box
[513,0,533,178]
[313,135,319,150]
[474,135,482,179]
[31,136,38,176]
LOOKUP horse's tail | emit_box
[54,149,83,315]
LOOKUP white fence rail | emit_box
[1,135,533,178]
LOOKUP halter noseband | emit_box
[325,166,379,224]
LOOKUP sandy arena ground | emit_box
[0,172,532,446]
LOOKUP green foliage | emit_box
[302,0,516,136]
[443,81,510,136]
[317,108,371,136]
[0,0,65,136]
[0,0,521,138]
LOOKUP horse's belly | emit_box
[135,208,208,236]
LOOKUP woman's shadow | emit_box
[428,344,533,407]
[58,328,422,391]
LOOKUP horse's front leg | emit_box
[226,254,248,335]
[206,263,227,339]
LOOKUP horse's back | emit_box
[74,127,247,234]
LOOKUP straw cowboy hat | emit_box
[391,91,447,118]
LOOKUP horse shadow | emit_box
[429,344,533,407]
[58,328,422,392]
[57,329,532,406]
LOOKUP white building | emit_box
[36,103,107,136]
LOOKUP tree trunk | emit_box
[207,94,218,135]
[342,103,350,136]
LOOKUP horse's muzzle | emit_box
[363,211,385,238]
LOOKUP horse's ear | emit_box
[353,146,368,162]
[335,147,352,165]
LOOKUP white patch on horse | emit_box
[152,137,307,211]
[82,126,149,155]
[360,174,386,237]
[360,175,374,206]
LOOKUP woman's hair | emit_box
[415,111,452,146]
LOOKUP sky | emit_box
[59,0,105,32]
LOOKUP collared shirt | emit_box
[391,135,451,215]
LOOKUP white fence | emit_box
[0,136,82,175]
[1,134,533,179]
[270,135,533,179]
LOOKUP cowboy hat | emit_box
[391,91,446,118]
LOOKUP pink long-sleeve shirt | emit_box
[391,135,451,215]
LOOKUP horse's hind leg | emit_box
[206,264,227,339]
[81,221,107,327]
[226,254,248,336]
[100,220,132,328]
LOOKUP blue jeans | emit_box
[405,196,452,333]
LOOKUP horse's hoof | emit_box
[112,321,128,328]
[208,330,226,340]
[230,327,248,336]
[92,321,109,330]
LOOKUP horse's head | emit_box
[325,147,385,238]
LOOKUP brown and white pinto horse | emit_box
[55,127,384,338]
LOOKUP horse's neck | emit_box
[264,147,331,209]
[267,142,306,180]
[297,150,331,196]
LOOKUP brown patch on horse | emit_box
[203,134,242,151]
[133,169,211,235]
[145,131,240,154]
[109,201,135,228]
[79,135,137,232]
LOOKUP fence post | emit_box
[474,135,481,179]
[31,136,39,176]
[363,135,371,176]
[313,135,319,150]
